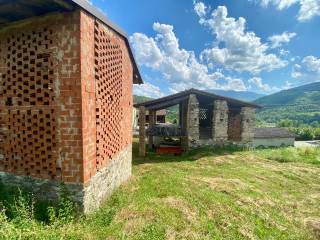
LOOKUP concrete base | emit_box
[0,145,132,214]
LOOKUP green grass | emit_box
[1,143,320,239]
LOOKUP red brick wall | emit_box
[0,12,83,183]
[228,109,242,141]
[80,11,97,184]
[92,18,133,175]
[0,10,133,185]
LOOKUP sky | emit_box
[91,0,320,97]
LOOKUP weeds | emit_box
[0,145,319,239]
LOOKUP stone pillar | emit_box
[139,106,146,157]
[148,110,156,150]
[212,100,229,145]
[240,107,256,144]
[186,94,199,148]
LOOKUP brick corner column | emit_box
[212,100,229,145]
[187,94,199,148]
[139,106,146,157]
[240,107,256,144]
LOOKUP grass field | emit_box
[1,143,320,239]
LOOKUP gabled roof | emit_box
[134,88,262,110]
[0,0,143,84]
[254,128,296,139]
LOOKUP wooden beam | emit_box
[139,106,146,157]
[148,110,156,150]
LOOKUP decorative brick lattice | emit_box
[94,21,124,169]
[199,108,208,120]
[0,28,58,179]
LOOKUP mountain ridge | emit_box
[254,82,320,125]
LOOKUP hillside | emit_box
[1,144,320,239]
[133,95,153,104]
[210,90,265,101]
[255,82,320,126]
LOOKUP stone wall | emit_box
[186,94,199,148]
[212,100,229,144]
[240,107,256,144]
[83,145,132,213]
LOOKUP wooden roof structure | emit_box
[134,88,262,110]
[0,0,143,84]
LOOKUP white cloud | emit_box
[133,82,164,98]
[279,49,290,56]
[258,0,299,9]
[130,22,248,93]
[195,4,287,74]
[193,1,207,17]
[268,32,296,49]
[254,0,320,21]
[292,55,320,82]
[130,33,163,68]
[248,77,272,92]
[298,0,320,21]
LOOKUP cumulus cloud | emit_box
[292,55,320,82]
[248,77,272,92]
[254,0,320,21]
[130,22,248,93]
[195,4,287,74]
[268,32,296,49]
[133,82,164,98]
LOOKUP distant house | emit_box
[254,128,295,148]
[133,109,166,128]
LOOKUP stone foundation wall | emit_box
[83,145,132,213]
[0,145,132,213]
[212,100,229,144]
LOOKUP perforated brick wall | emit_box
[0,10,133,186]
[0,12,83,182]
[93,20,133,171]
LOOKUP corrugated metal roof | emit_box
[0,0,143,84]
[254,128,296,139]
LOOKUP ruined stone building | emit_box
[135,89,261,156]
[0,0,142,212]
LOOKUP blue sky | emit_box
[91,0,320,97]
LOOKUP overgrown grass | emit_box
[254,147,320,165]
[0,143,320,239]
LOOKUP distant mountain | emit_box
[209,90,265,102]
[134,90,264,105]
[133,95,153,104]
[254,82,320,125]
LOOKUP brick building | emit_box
[0,0,142,212]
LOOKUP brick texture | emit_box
[228,109,242,141]
[0,10,133,185]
